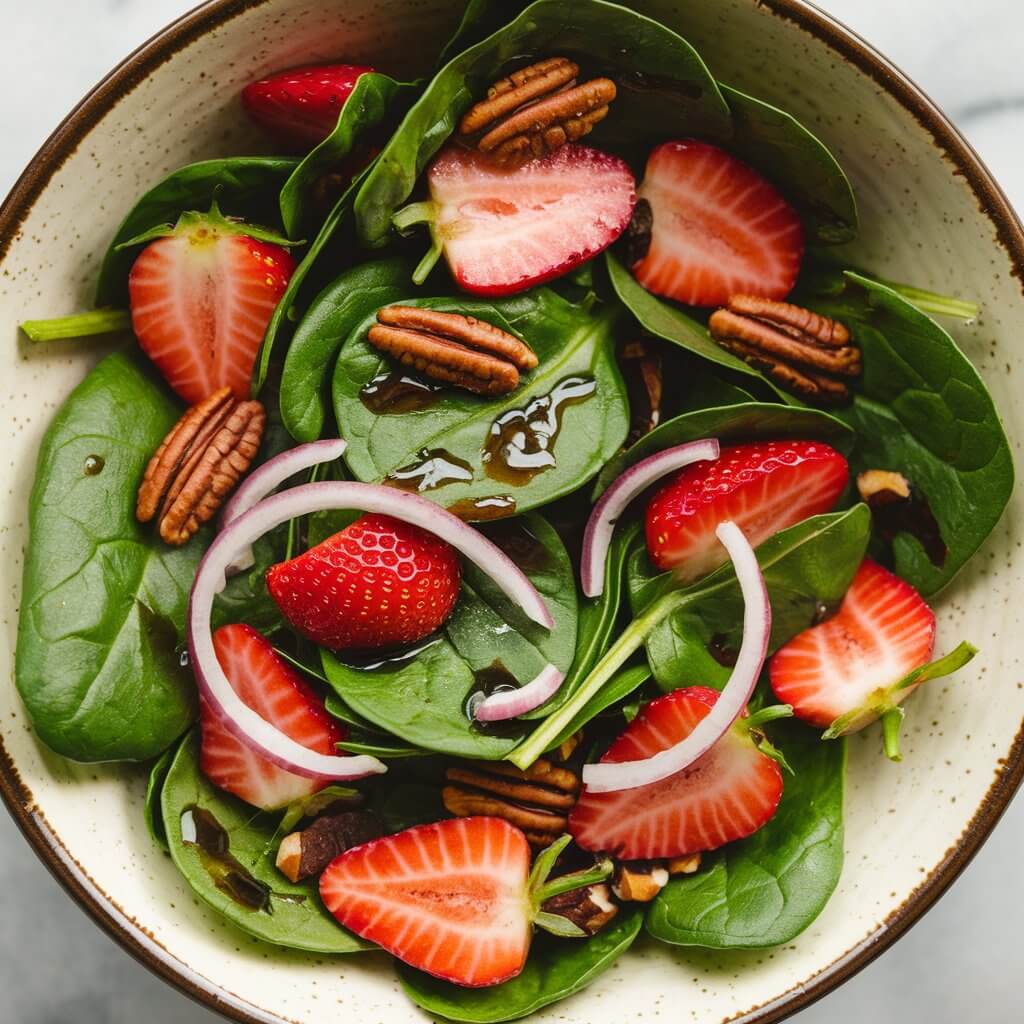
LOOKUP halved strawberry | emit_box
[241,64,375,148]
[128,206,295,404]
[408,143,635,296]
[769,558,975,759]
[569,687,783,859]
[631,140,804,307]
[266,513,461,650]
[199,624,344,810]
[645,440,848,582]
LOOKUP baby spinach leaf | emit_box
[144,746,176,852]
[279,73,418,239]
[629,507,871,690]
[354,0,730,246]
[15,353,199,762]
[799,272,1013,595]
[646,722,845,948]
[721,85,858,245]
[593,401,854,497]
[434,0,531,68]
[399,906,643,1022]
[279,258,412,442]
[161,732,369,953]
[321,515,576,759]
[95,157,297,307]
[333,288,629,516]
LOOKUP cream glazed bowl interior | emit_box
[1,1,1022,1022]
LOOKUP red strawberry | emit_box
[266,513,461,650]
[421,143,635,296]
[199,624,344,810]
[769,559,975,761]
[569,687,783,859]
[320,817,533,986]
[128,207,295,404]
[646,440,848,583]
[241,64,375,148]
[631,140,804,307]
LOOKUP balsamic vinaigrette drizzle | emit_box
[385,448,473,493]
[447,495,517,521]
[465,660,522,728]
[359,371,443,415]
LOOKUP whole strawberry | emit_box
[242,63,375,147]
[128,204,295,404]
[267,513,461,650]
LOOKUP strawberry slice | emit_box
[769,559,974,758]
[241,64,375,147]
[631,139,804,307]
[645,440,848,583]
[199,624,344,810]
[128,206,295,405]
[569,687,783,859]
[266,513,461,650]
[415,143,635,296]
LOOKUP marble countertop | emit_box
[1,2,1020,1022]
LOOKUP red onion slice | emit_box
[581,520,770,793]
[221,438,348,574]
[189,481,556,778]
[472,664,565,722]
[580,439,719,597]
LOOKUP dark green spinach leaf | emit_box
[144,746,176,851]
[355,0,730,246]
[95,158,297,307]
[333,288,629,516]
[321,515,576,758]
[646,722,845,948]
[279,258,411,442]
[799,271,1013,595]
[630,507,871,689]
[161,732,369,953]
[399,907,643,1022]
[16,353,199,762]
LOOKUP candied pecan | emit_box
[458,57,616,168]
[442,757,580,848]
[276,810,383,883]
[136,387,265,546]
[368,306,536,397]
[708,295,860,405]
[612,860,670,902]
[541,882,619,936]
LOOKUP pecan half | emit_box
[708,295,860,405]
[458,57,616,168]
[368,306,537,397]
[541,882,619,936]
[442,757,580,848]
[136,387,265,545]
[276,810,383,883]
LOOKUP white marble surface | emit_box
[0,2,1020,1022]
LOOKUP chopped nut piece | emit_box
[708,295,860,406]
[136,387,265,546]
[369,306,536,397]
[458,57,616,168]
[275,810,383,883]
[554,730,583,763]
[667,853,702,876]
[541,882,619,936]
[612,860,670,902]
[620,339,663,444]
[442,757,580,848]
[857,469,911,504]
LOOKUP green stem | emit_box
[743,704,794,730]
[534,859,612,905]
[510,588,692,769]
[876,278,979,322]
[20,308,132,342]
[393,201,442,285]
[881,706,905,762]
[412,236,443,285]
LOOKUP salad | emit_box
[13,0,1013,1019]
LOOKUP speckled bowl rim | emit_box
[1,1,1022,1022]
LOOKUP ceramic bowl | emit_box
[1,2,1021,1022]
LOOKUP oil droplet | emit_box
[83,454,105,476]
[385,448,473,493]
[482,376,595,485]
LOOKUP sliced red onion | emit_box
[580,439,720,597]
[581,520,770,793]
[473,664,565,722]
[189,481,556,778]
[221,438,348,574]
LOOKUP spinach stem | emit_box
[20,308,132,342]
[743,704,794,730]
[534,859,612,905]
[509,588,692,769]
[875,279,979,322]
